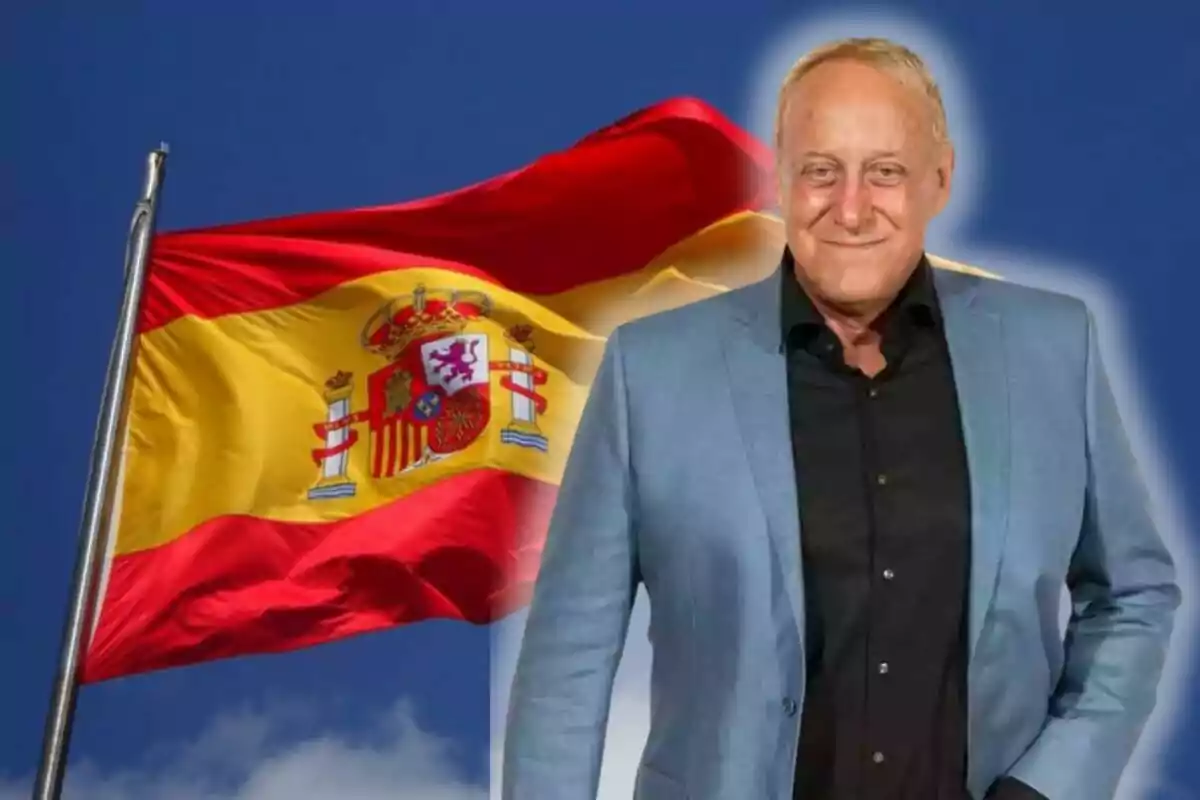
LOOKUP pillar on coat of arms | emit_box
[308,371,358,499]
[500,345,548,452]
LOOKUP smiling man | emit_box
[502,37,1181,800]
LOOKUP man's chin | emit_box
[826,265,891,295]
[814,252,913,294]
[807,271,900,313]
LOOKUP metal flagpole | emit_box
[32,145,170,800]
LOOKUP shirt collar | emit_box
[779,246,942,343]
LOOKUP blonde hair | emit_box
[774,37,949,149]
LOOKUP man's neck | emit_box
[794,275,912,378]
[809,294,890,345]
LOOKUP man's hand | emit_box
[986,776,1050,800]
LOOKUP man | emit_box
[501,37,1180,800]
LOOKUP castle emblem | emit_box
[308,284,549,500]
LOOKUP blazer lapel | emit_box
[718,267,806,643]
[934,268,1012,664]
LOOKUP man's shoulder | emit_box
[932,258,1091,328]
[611,276,759,348]
[933,260,1097,382]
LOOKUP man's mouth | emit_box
[823,239,886,248]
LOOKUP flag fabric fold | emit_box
[83,96,787,683]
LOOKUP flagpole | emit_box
[33,145,170,800]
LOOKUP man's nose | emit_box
[832,179,872,231]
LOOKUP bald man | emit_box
[502,38,1179,800]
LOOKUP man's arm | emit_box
[1004,305,1182,800]
[501,326,640,800]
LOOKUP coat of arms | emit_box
[307,284,549,500]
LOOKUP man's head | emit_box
[774,37,954,316]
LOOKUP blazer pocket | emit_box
[634,763,689,800]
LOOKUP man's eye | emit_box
[803,165,837,183]
[871,164,905,182]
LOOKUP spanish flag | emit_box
[82,97,788,683]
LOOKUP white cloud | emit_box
[0,697,486,800]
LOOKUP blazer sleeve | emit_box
[1006,304,1183,799]
[501,325,641,800]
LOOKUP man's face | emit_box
[776,59,953,311]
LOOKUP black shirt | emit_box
[781,248,1045,800]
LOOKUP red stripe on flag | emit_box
[141,97,776,333]
[83,469,556,683]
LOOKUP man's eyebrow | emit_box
[791,150,905,162]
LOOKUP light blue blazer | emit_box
[501,265,1181,800]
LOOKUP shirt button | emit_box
[876,474,888,486]
[882,568,895,580]
[872,751,885,764]
[868,387,879,398]
[782,697,798,716]
[878,662,889,674]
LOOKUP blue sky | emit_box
[3,4,1199,798]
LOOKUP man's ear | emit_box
[932,143,955,215]
[774,158,788,211]
[938,143,955,190]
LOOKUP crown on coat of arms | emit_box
[360,284,493,361]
